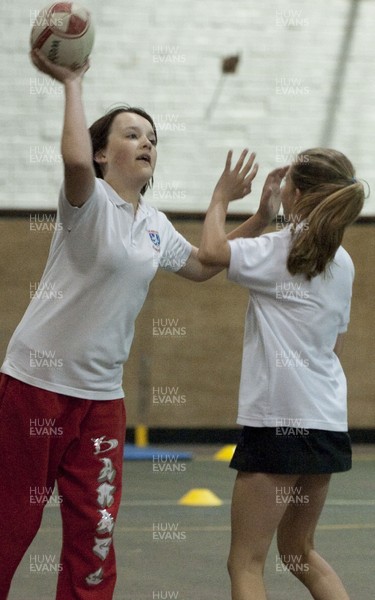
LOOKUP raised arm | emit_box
[177,150,257,281]
[227,165,288,240]
[177,153,288,280]
[198,153,288,267]
[30,50,95,207]
[198,150,258,267]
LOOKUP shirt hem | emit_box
[236,416,348,432]
[1,365,124,401]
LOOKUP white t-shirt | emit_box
[1,179,192,400]
[228,227,354,432]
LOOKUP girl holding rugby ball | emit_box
[0,52,285,599]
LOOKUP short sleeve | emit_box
[57,179,103,229]
[158,213,192,272]
[336,250,355,333]
[228,234,280,291]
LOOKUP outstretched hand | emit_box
[256,165,289,224]
[30,48,89,84]
[213,150,259,203]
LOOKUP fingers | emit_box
[248,160,259,182]
[273,165,289,176]
[232,150,258,188]
[30,48,47,72]
[81,58,90,73]
[225,150,233,171]
[30,48,60,77]
[233,149,250,174]
[279,165,289,177]
[220,149,292,203]
[229,155,288,192]
[243,151,256,173]
[262,165,289,192]
[30,48,89,80]
[233,149,257,176]
[31,48,53,68]
[267,165,289,182]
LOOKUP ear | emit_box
[94,149,107,166]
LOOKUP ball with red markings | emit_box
[30,2,95,70]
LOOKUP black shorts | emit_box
[229,426,352,474]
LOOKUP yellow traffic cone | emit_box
[214,445,236,461]
[178,488,223,506]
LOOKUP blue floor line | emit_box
[124,444,193,461]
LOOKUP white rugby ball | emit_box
[30,2,94,69]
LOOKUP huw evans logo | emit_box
[152,523,186,541]
[30,281,63,300]
[275,350,309,368]
[152,455,187,473]
[153,319,186,337]
[29,350,63,368]
[29,418,63,437]
[29,554,62,573]
[152,386,187,405]
[275,486,309,505]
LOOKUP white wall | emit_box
[0,0,373,213]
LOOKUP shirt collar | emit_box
[100,180,131,208]
[101,179,151,217]
[137,195,152,218]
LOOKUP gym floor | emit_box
[8,444,375,600]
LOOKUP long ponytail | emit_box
[287,149,365,279]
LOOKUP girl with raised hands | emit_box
[198,148,365,600]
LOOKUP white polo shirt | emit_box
[228,227,354,432]
[2,179,192,400]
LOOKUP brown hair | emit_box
[287,148,365,279]
[89,105,158,196]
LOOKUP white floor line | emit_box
[42,498,375,508]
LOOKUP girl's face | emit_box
[96,112,157,188]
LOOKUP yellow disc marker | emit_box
[214,445,236,461]
[178,488,223,507]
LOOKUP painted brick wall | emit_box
[0,0,374,213]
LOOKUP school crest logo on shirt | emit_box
[148,230,161,252]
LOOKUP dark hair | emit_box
[287,148,365,279]
[89,105,158,196]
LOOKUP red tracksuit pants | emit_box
[0,374,126,600]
